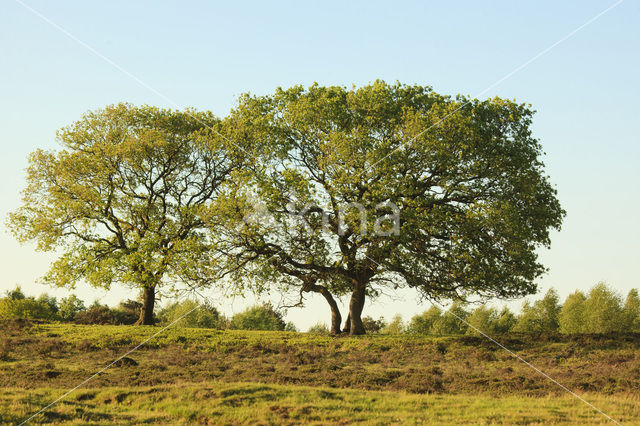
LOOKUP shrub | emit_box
[582,282,626,333]
[58,295,85,321]
[381,314,405,334]
[559,291,586,334]
[465,305,503,335]
[74,302,116,325]
[158,299,224,329]
[112,299,143,325]
[407,306,442,335]
[362,316,386,333]
[0,289,58,321]
[623,289,640,332]
[307,323,330,334]
[513,289,560,333]
[229,304,286,331]
[284,322,298,332]
[432,302,469,335]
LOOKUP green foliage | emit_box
[623,289,640,332]
[513,289,560,333]
[0,296,58,321]
[465,305,503,335]
[559,291,586,334]
[582,282,626,333]
[112,299,143,325]
[381,314,405,334]
[307,323,330,333]
[432,302,469,335]
[7,104,238,324]
[213,81,565,333]
[407,306,442,335]
[58,294,85,321]
[5,286,25,300]
[73,302,116,325]
[362,316,386,333]
[284,321,298,332]
[229,304,286,331]
[158,299,225,329]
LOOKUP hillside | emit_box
[2,320,639,424]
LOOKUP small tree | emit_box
[5,286,25,300]
[229,304,287,331]
[623,289,640,332]
[465,305,503,335]
[158,299,225,329]
[495,307,517,334]
[432,302,469,335]
[307,323,330,333]
[381,314,405,334]
[559,291,587,334]
[74,301,115,325]
[407,306,442,335]
[58,295,85,322]
[361,316,386,333]
[582,282,625,333]
[8,104,237,324]
[513,288,560,333]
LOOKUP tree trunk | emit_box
[348,281,367,335]
[136,285,156,325]
[318,288,342,334]
[342,313,351,333]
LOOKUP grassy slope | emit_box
[1,321,639,424]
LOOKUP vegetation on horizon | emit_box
[3,282,638,335]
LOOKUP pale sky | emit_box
[1,0,638,330]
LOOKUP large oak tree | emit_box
[212,81,565,335]
[8,104,237,324]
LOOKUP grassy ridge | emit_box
[2,321,640,424]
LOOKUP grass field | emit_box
[1,320,639,424]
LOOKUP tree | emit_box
[307,323,330,333]
[5,286,25,300]
[361,316,386,333]
[58,294,85,321]
[0,295,58,321]
[582,282,625,333]
[465,305,502,335]
[558,291,586,334]
[158,299,225,329]
[623,289,640,332]
[432,302,469,335]
[8,104,237,324]
[213,81,564,334]
[513,288,560,333]
[74,301,115,325]
[229,304,287,331]
[381,314,405,334]
[407,306,442,335]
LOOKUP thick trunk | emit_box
[318,288,342,335]
[348,281,367,335]
[136,285,156,325]
[342,313,351,334]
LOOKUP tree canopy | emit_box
[211,81,565,334]
[8,104,237,324]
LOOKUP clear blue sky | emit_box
[1,0,638,330]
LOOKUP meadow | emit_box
[1,320,639,424]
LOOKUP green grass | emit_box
[3,383,638,424]
[1,320,639,424]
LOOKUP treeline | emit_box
[376,283,640,335]
[0,287,296,331]
[3,282,639,335]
